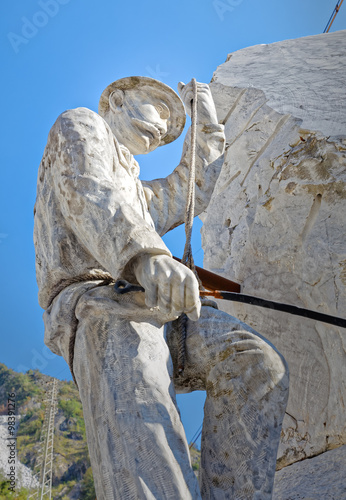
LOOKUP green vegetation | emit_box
[0,363,94,499]
[80,467,97,500]
[0,471,30,500]
[0,366,43,412]
[190,444,201,475]
[0,362,201,498]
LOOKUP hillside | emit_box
[0,363,201,499]
[0,363,96,499]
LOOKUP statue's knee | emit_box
[273,346,289,391]
[75,291,100,322]
[215,330,289,400]
[259,336,289,389]
[249,336,289,404]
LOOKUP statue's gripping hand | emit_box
[132,254,201,321]
[178,80,218,125]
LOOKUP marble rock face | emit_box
[202,30,346,469]
[273,445,346,499]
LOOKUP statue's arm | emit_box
[49,107,171,279]
[142,83,225,236]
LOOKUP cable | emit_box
[323,0,344,33]
[189,423,203,449]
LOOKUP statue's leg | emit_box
[73,285,201,500]
[167,306,289,500]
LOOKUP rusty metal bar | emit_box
[173,256,241,293]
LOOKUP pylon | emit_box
[28,378,58,500]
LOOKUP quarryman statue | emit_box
[34,76,289,499]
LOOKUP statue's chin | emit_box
[128,137,160,155]
[131,145,159,156]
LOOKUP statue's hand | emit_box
[132,254,201,321]
[178,80,218,125]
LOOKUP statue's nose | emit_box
[157,123,167,135]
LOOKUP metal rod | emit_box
[200,290,346,329]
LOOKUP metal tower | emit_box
[28,378,58,500]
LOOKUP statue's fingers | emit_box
[144,282,158,308]
[158,280,172,314]
[184,275,201,321]
[185,299,201,322]
[177,81,185,94]
[179,81,193,99]
[184,274,199,308]
[196,82,209,90]
[171,278,185,316]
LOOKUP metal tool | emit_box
[114,279,346,329]
[114,279,145,294]
[200,290,346,329]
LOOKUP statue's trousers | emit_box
[69,284,289,500]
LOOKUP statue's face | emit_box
[109,89,171,155]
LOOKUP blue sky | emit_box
[1,0,344,445]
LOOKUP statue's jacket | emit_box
[34,107,225,361]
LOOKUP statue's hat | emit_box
[98,76,186,146]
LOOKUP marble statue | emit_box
[34,76,289,499]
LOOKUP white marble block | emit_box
[203,30,346,469]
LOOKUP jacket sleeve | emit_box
[49,107,171,279]
[141,123,225,237]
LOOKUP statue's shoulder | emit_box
[50,107,107,139]
[44,108,117,171]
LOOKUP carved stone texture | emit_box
[202,31,346,468]
[36,78,290,498]
[273,445,346,499]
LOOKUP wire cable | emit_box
[189,423,203,449]
[323,0,344,33]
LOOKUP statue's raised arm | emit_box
[142,80,225,236]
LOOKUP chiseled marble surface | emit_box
[211,30,346,137]
[203,30,346,470]
[35,78,289,498]
[273,445,346,499]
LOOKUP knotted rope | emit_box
[48,272,115,388]
[177,78,202,374]
[181,78,198,273]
